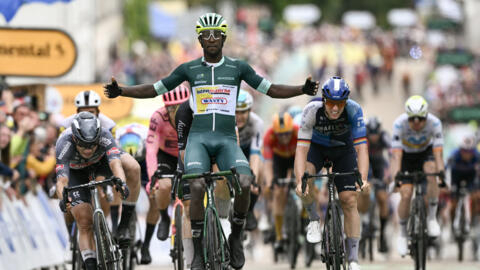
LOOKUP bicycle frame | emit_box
[63,177,125,270]
[396,171,442,270]
[302,161,363,270]
[182,168,241,270]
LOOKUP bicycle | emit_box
[302,161,363,270]
[151,168,186,270]
[452,179,470,261]
[274,177,314,269]
[70,221,85,270]
[62,176,128,270]
[182,167,241,270]
[395,171,444,270]
[122,210,142,270]
[359,178,382,262]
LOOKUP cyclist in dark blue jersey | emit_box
[295,76,370,270]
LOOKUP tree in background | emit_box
[124,0,151,46]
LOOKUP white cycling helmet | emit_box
[405,95,428,118]
[75,90,101,108]
[460,134,477,150]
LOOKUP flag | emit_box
[0,0,73,22]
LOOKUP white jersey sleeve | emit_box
[298,101,322,146]
[249,112,264,155]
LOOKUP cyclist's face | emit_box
[408,117,426,131]
[235,110,250,129]
[76,144,97,158]
[198,30,225,56]
[324,99,346,120]
[276,131,292,145]
[460,149,474,161]
[367,133,380,143]
[78,107,99,116]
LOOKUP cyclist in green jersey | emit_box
[104,13,318,270]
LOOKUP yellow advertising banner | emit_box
[53,84,133,120]
[0,28,77,77]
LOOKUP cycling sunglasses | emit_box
[408,116,426,122]
[324,99,346,107]
[199,29,224,40]
[73,136,98,149]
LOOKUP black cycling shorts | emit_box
[369,156,387,191]
[273,154,295,180]
[400,145,434,184]
[155,149,191,200]
[307,143,358,193]
[68,155,113,207]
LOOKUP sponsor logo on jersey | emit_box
[99,137,112,147]
[196,73,205,79]
[194,80,207,84]
[236,159,249,165]
[70,154,104,169]
[55,164,64,173]
[58,141,72,160]
[187,161,202,166]
[201,97,227,104]
[107,147,121,155]
[217,76,234,81]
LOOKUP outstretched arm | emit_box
[267,76,319,98]
[104,77,157,99]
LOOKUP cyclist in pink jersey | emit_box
[140,84,190,264]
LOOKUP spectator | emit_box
[26,126,56,193]
[0,124,19,181]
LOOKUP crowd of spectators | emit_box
[0,87,59,198]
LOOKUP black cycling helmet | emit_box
[366,116,381,134]
[71,111,101,148]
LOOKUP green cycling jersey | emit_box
[154,56,271,136]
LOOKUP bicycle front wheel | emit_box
[413,199,427,270]
[174,206,184,270]
[94,212,121,270]
[332,203,346,270]
[204,208,222,270]
[285,197,300,269]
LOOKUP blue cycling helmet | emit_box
[321,76,350,100]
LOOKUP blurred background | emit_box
[1,0,480,269]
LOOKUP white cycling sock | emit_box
[182,238,193,268]
[428,198,438,220]
[81,249,96,261]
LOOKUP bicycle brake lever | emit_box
[301,172,308,195]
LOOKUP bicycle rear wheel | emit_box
[173,206,184,270]
[205,208,222,270]
[94,212,121,270]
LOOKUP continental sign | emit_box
[0,28,77,77]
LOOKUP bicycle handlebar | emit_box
[301,170,363,195]
[62,176,126,205]
[181,167,242,195]
[395,171,445,188]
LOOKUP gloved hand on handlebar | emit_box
[113,177,130,199]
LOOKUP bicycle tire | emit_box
[94,211,121,270]
[71,225,85,270]
[285,196,300,269]
[413,198,427,270]
[332,203,346,270]
[174,206,184,270]
[205,208,222,270]
[458,203,466,262]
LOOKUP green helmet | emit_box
[196,13,228,34]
